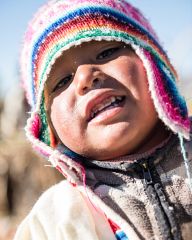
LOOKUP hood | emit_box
[20,0,191,184]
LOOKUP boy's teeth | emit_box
[116,96,123,100]
[97,97,116,111]
[91,96,123,119]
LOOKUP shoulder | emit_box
[14,180,116,240]
[14,181,91,240]
[29,180,90,223]
[32,180,80,210]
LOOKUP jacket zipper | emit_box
[140,162,153,185]
[138,161,177,240]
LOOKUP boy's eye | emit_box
[52,74,73,92]
[96,47,120,60]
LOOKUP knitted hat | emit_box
[21,0,191,183]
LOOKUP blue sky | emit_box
[0,0,192,97]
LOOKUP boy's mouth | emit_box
[87,95,126,122]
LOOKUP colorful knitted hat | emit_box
[21,0,191,183]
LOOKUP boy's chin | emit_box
[81,123,138,159]
[81,139,138,160]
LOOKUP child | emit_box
[15,0,192,239]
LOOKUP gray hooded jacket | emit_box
[85,134,192,240]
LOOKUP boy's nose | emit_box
[74,64,104,95]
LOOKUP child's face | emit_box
[45,41,166,160]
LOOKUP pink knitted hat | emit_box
[20,0,191,183]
